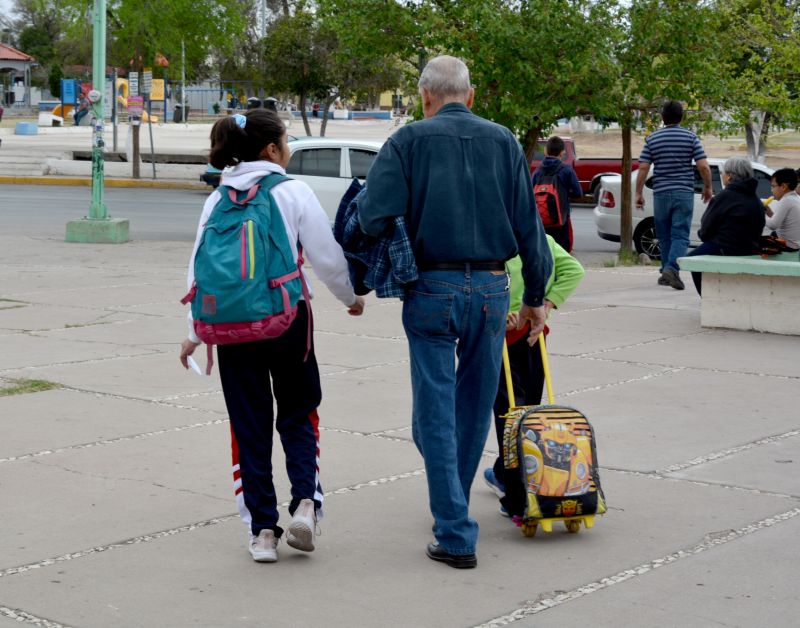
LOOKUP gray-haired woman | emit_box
[684,156,765,294]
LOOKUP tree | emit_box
[713,0,800,161]
[263,11,332,136]
[599,0,721,258]
[433,0,618,159]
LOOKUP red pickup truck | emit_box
[530,137,639,200]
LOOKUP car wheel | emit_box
[633,218,661,260]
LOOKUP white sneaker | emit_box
[286,498,316,552]
[249,529,278,562]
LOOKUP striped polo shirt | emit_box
[639,125,707,193]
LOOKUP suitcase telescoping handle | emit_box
[502,333,556,412]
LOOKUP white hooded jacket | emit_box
[186,160,356,343]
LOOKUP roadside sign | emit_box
[61,79,78,104]
[129,72,139,96]
[150,79,165,101]
[128,95,144,116]
[142,70,152,96]
[104,78,113,119]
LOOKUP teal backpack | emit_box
[181,173,309,364]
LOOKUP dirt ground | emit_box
[565,127,800,171]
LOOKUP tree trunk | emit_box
[744,111,769,163]
[319,95,336,137]
[298,92,311,136]
[619,119,633,255]
[522,126,543,162]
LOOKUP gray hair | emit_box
[723,157,753,182]
[418,55,471,97]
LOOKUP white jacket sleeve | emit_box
[294,186,356,307]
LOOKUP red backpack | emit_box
[534,166,566,228]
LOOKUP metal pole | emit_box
[112,67,117,152]
[181,40,186,129]
[148,97,156,179]
[89,0,107,220]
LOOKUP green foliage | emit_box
[711,0,800,147]
[0,378,60,397]
[48,63,63,96]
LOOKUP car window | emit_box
[753,168,772,198]
[286,148,341,177]
[709,166,723,194]
[349,149,377,179]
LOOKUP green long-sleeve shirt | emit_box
[506,235,584,314]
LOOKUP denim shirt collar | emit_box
[434,102,471,117]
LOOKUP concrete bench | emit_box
[678,252,800,335]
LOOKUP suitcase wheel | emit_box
[564,519,581,533]
[540,519,553,534]
[583,515,595,529]
[521,522,537,537]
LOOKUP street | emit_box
[1,185,618,254]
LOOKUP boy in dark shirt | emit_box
[531,136,583,252]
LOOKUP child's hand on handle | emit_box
[517,304,546,346]
[347,296,365,316]
[505,311,519,331]
[180,338,201,369]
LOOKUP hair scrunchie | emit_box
[232,113,247,129]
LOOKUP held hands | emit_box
[517,304,546,346]
[179,338,201,369]
[347,296,365,316]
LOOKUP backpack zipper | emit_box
[248,220,255,279]
[240,223,247,279]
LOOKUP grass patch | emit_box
[604,249,641,267]
[0,378,61,397]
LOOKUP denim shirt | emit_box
[358,102,552,306]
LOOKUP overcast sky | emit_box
[1,1,16,29]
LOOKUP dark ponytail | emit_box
[208,109,286,170]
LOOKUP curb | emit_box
[0,175,208,190]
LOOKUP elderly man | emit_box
[359,55,552,568]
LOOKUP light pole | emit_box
[66,0,129,243]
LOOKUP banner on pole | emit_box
[150,79,165,101]
[142,70,152,96]
[128,95,144,116]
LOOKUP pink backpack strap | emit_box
[228,184,261,206]
[297,248,312,361]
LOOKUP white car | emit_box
[201,137,384,221]
[593,158,774,259]
[285,137,384,220]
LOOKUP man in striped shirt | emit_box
[635,100,712,290]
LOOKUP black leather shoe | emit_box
[426,542,477,569]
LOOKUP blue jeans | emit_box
[402,268,510,555]
[653,190,694,272]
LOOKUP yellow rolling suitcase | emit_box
[501,334,606,536]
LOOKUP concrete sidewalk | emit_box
[0,233,798,627]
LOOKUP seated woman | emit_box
[765,167,800,251]
[685,157,765,295]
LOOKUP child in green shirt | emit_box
[483,235,585,518]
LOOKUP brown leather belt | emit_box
[418,261,506,271]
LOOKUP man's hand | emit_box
[544,299,555,317]
[635,192,645,210]
[180,338,201,369]
[347,296,365,316]
[701,186,713,203]
[517,304,546,346]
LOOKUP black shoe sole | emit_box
[426,544,477,569]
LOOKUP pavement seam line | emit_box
[0,605,72,628]
[656,428,800,474]
[0,469,426,580]
[475,506,800,627]
[571,330,711,358]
